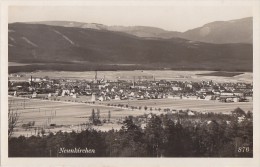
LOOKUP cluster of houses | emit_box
[8,75,253,103]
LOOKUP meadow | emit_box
[9,70,252,83]
[9,97,142,127]
[102,98,253,114]
[9,96,253,129]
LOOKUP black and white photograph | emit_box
[1,0,260,166]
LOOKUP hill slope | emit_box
[8,23,252,72]
[181,17,253,44]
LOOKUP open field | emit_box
[9,96,252,136]
[9,97,144,127]
[8,62,30,66]
[102,98,253,114]
[9,96,141,137]
[8,70,252,83]
[197,71,244,77]
[9,96,253,127]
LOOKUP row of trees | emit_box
[9,111,253,157]
[106,103,162,111]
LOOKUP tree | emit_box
[89,109,95,123]
[122,116,138,131]
[232,107,246,117]
[164,118,193,157]
[97,109,100,120]
[108,110,111,123]
[246,111,253,118]
[119,116,146,157]
[8,109,19,139]
[144,106,148,111]
[206,120,225,156]
[145,114,164,157]
[89,109,101,125]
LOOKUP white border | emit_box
[1,1,260,167]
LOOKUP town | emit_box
[8,71,253,103]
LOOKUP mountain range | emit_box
[8,17,253,72]
[28,17,252,44]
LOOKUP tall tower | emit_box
[94,71,98,83]
[91,93,96,102]
[133,76,135,88]
[95,71,97,81]
[30,75,33,86]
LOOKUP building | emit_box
[91,93,97,102]
[32,92,37,98]
[172,86,182,91]
[72,94,78,98]
[98,95,106,101]
[205,95,213,100]
[221,92,234,96]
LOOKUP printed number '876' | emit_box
[238,147,250,152]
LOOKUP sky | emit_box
[8,5,252,32]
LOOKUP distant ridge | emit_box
[181,17,252,44]
[27,17,252,44]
